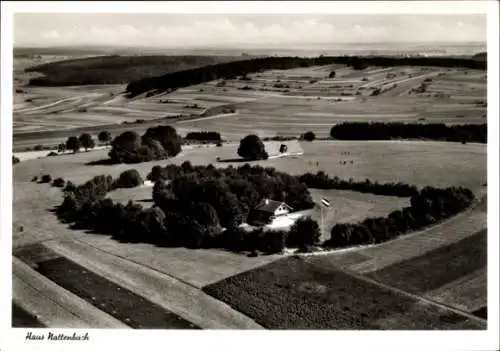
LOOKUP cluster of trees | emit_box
[108,125,182,164]
[63,133,96,153]
[56,163,317,254]
[125,56,485,97]
[237,134,269,160]
[184,131,222,141]
[325,186,475,248]
[13,155,20,165]
[330,122,487,143]
[299,171,419,197]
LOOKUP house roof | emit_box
[254,199,293,213]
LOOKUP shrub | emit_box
[329,71,336,78]
[302,131,316,142]
[41,174,52,183]
[116,169,143,189]
[57,143,66,153]
[34,145,43,151]
[287,216,321,248]
[52,177,66,188]
[13,155,20,164]
[216,142,223,147]
[237,134,268,161]
[47,151,58,157]
[31,176,38,182]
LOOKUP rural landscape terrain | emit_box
[12,43,487,331]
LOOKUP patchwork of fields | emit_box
[12,57,488,330]
[13,64,486,148]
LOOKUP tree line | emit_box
[325,186,475,248]
[125,56,485,97]
[299,171,419,197]
[330,122,487,143]
[184,131,222,141]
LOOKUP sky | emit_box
[14,13,487,48]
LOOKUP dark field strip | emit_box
[12,302,45,328]
[13,243,63,269]
[36,257,200,329]
[203,257,482,329]
[472,306,487,319]
[366,229,487,294]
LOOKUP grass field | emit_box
[202,256,484,329]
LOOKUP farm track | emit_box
[12,256,130,328]
[42,238,265,329]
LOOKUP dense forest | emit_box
[26,55,240,86]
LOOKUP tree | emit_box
[329,71,336,78]
[302,131,316,142]
[79,133,95,152]
[57,143,66,153]
[237,134,268,160]
[109,131,142,163]
[12,155,20,165]
[66,136,81,153]
[142,125,182,157]
[148,165,164,182]
[98,131,112,147]
[287,216,321,248]
[116,169,143,188]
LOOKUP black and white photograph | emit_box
[1,1,499,350]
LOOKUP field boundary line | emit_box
[306,258,487,326]
[49,238,266,329]
[13,256,130,328]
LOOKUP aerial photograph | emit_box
[4,3,497,346]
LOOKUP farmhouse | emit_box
[248,199,293,226]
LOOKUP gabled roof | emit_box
[254,199,293,213]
